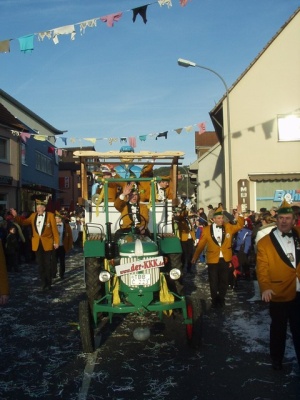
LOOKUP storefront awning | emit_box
[248,173,300,182]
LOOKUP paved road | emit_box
[0,248,299,399]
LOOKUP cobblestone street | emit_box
[0,249,299,399]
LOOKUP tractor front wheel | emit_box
[79,300,95,353]
[85,257,103,310]
[185,295,203,349]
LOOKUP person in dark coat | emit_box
[198,207,208,226]
[0,239,9,305]
[53,212,73,279]
[5,224,19,272]
[233,225,253,280]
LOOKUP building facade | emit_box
[0,89,66,214]
[57,146,95,210]
[194,7,300,212]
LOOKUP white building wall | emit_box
[197,143,224,209]
[221,10,300,211]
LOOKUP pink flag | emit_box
[128,137,137,148]
[198,122,206,134]
[180,0,191,7]
[20,131,31,143]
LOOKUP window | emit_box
[64,176,70,188]
[0,194,7,213]
[278,114,300,142]
[21,143,27,165]
[59,177,70,189]
[0,137,9,162]
[35,151,54,175]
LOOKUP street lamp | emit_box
[177,58,232,211]
[181,166,189,197]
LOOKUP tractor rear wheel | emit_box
[79,300,95,353]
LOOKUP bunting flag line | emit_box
[0,1,191,54]
[10,109,300,156]
[10,119,207,147]
[8,107,300,158]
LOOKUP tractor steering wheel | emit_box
[118,214,147,235]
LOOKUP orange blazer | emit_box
[97,182,119,202]
[114,197,149,230]
[192,216,244,263]
[140,182,173,203]
[174,213,196,242]
[256,227,300,302]
[62,222,73,253]
[15,212,59,252]
[138,164,173,202]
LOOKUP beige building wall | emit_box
[204,9,300,212]
[197,143,224,209]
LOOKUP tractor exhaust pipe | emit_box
[105,222,116,259]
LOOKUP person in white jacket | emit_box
[254,212,277,252]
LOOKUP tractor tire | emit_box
[79,300,95,353]
[185,295,203,349]
[166,253,184,296]
[85,257,103,310]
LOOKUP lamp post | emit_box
[181,166,189,197]
[177,58,232,211]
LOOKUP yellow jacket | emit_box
[174,213,196,242]
[256,227,300,302]
[15,212,59,252]
[114,197,149,230]
[138,164,173,202]
[192,216,244,263]
[61,222,73,253]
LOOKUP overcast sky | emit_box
[1,0,299,164]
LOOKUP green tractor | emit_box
[75,150,203,352]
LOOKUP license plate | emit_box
[130,274,151,286]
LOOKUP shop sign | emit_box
[237,179,249,212]
[273,189,300,202]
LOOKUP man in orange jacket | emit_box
[10,200,59,291]
[192,204,244,308]
[256,199,300,371]
[114,183,149,237]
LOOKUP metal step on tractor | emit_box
[74,149,203,353]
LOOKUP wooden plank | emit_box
[73,150,184,160]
